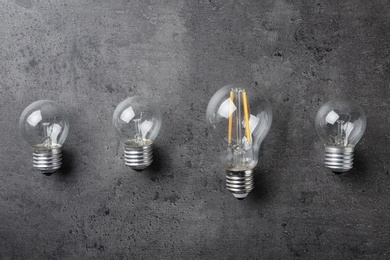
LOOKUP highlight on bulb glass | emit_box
[206,84,272,200]
[112,96,162,171]
[19,100,69,175]
[315,100,366,173]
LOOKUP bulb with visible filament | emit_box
[206,84,272,199]
[112,96,162,171]
[315,100,366,173]
[19,100,69,175]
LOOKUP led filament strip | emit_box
[228,90,251,145]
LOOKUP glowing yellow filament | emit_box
[242,91,251,143]
[228,91,234,144]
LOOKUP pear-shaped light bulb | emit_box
[315,100,366,173]
[206,84,272,199]
[112,96,162,171]
[19,100,69,175]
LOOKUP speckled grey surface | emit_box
[1,0,390,259]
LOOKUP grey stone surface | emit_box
[1,0,390,259]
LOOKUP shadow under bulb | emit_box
[315,100,366,173]
[206,84,272,200]
[19,100,69,175]
[112,96,162,171]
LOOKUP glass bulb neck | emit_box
[124,141,153,171]
[324,146,354,173]
[33,146,62,175]
[225,169,254,200]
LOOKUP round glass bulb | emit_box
[315,100,366,172]
[206,84,272,199]
[112,96,162,170]
[19,100,69,174]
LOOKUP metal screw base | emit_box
[124,142,153,171]
[324,146,354,173]
[33,147,62,175]
[226,170,254,200]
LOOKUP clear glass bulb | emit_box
[112,96,162,170]
[315,100,366,173]
[19,100,69,175]
[206,84,272,199]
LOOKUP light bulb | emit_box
[206,84,272,200]
[19,100,69,175]
[112,96,162,171]
[315,100,366,173]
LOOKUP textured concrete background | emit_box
[1,0,390,259]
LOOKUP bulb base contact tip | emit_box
[324,146,354,173]
[33,147,62,175]
[124,141,153,171]
[226,170,254,200]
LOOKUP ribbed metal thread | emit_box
[226,170,254,199]
[124,143,153,170]
[324,146,354,173]
[33,147,62,174]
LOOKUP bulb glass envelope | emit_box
[206,85,272,171]
[19,100,69,149]
[112,96,162,146]
[315,100,366,148]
